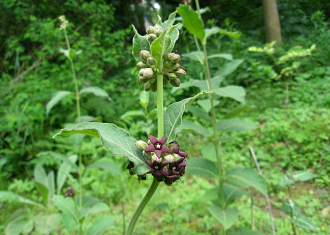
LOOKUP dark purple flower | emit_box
[170,141,188,158]
[165,175,179,186]
[145,159,170,180]
[144,135,171,158]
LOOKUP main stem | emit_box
[126,73,164,235]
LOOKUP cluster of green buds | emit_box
[136,25,186,92]
[128,136,188,186]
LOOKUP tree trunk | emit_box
[262,0,282,46]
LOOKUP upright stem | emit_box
[287,186,297,235]
[126,73,164,235]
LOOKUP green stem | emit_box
[287,186,298,235]
[157,73,164,138]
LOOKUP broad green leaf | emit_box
[228,227,265,235]
[219,29,241,40]
[121,110,145,120]
[76,115,102,123]
[292,171,317,181]
[208,53,233,61]
[53,123,149,175]
[132,25,150,62]
[186,158,219,178]
[171,80,195,94]
[35,213,61,234]
[57,155,78,195]
[87,202,109,215]
[164,91,208,143]
[81,195,102,209]
[201,144,221,161]
[64,123,85,146]
[139,91,149,107]
[62,213,77,232]
[212,184,248,207]
[86,216,120,235]
[213,86,246,103]
[280,199,301,216]
[87,159,121,176]
[52,195,79,224]
[278,177,294,188]
[186,105,212,122]
[166,28,179,53]
[79,86,111,101]
[215,59,244,77]
[197,99,220,113]
[216,119,257,132]
[47,171,55,200]
[191,75,224,91]
[208,206,239,230]
[226,168,267,196]
[162,11,177,32]
[39,152,78,169]
[223,105,251,119]
[0,191,45,209]
[151,30,171,68]
[204,27,220,40]
[291,215,317,232]
[5,209,34,235]
[176,120,210,137]
[35,182,49,205]
[177,5,205,41]
[34,164,48,187]
[182,51,205,63]
[46,91,72,115]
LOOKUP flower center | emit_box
[154,166,159,170]
[172,167,176,170]
[155,143,162,150]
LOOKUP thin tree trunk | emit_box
[262,0,282,46]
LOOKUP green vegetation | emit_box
[0,0,329,234]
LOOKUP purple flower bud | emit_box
[64,187,74,197]
[140,50,151,61]
[143,68,154,78]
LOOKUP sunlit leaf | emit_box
[292,171,317,181]
[46,91,72,116]
[86,216,120,235]
[151,30,171,68]
[186,158,218,178]
[208,206,239,230]
[213,86,246,103]
[216,119,257,132]
[79,86,111,101]
[132,25,150,62]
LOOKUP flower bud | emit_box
[143,68,153,78]
[147,34,156,43]
[146,26,155,34]
[144,81,151,91]
[167,73,177,80]
[137,62,148,68]
[163,53,170,61]
[135,140,148,150]
[143,150,152,157]
[175,68,186,77]
[152,154,161,163]
[163,77,169,86]
[140,50,151,61]
[139,69,145,76]
[139,76,149,83]
[147,57,155,65]
[169,53,180,63]
[154,24,162,36]
[165,154,175,163]
[170,77,180,87]
[151,81,157,92]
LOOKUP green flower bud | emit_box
[154,24,162,36]
[167,73,177,80]
[143,150,152,157]
[152,154,161,163]
[139,69,145,76]
[139,76,149,83]
[143,68,153,78]
[175,68,186,77]
[163,77,169,86]
[163,52,170,61]
[169,53,180,63]
[170,77,180,87]
[144,81,151,91]
[147,57,155,65]
[137,62,148,68]
[140,50,151,61]
[135,140,148,150]
[147,34,156,43]
[165,154,175,163]
[146,26,155,34]
[151,81,157,92]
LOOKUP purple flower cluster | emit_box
[130,135,188,186]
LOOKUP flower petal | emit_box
[159,136,167,145]
[154,149,162,158]
[145,145,155,152]
[161,145,172,153]
[149,135,158,144]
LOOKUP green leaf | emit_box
[79,86,111,101]
[208,206,239,230]
[39,152,78,169]
[52,195,79,224]
[197,99,220,113]
[182,51,205,63]
[291,214,317,232]
[177,120,210,137]
[216,119,257,132]
[132,25,150,62]
[215,59,244,77]
[62,213,77,232]
[278,177,294,188]
[164,91,209,143]
[223,105,251,119]
[0,191,45,209]
[186,105,212,122]
[171,80,195,94]
[53,123,149,175]
[47,171,55,201]
[35,213,61,234]
[226,168,267,196]
[292,171,317,181]
[121,110,145,120]
[228,227,265,235]
[87,159,121,176]
[166,28,179,53]
[86,216,120,235]
[34,164,48,187]
[87,202,109,215]
[5,209,33,235]
[186,158,219,178]
[191,75,224,91]
[177,5,205,41]
[46,91,72,116]
[280,199,301,216]
[219,29,241,40]
[208,53,233,61]
[204,27,220,40]
[60,48,82,60]
[57,155,78,195]
[151,30,171,68]
[213,86,246,103]
[201,144,221,161]
[35,182,49,205]
[162,11,177,32]
[139,91,149,107]
[212,184,248,207]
